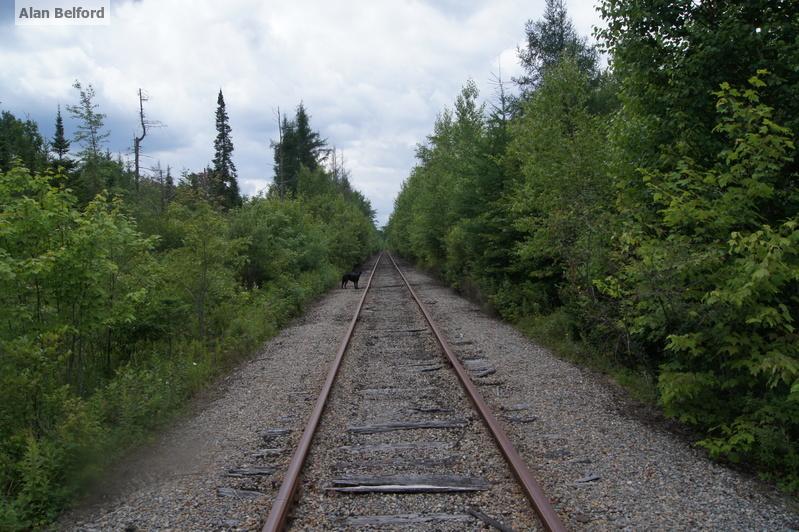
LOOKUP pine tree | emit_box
[52,105,70,161]
[294,102,327,171]
[271,102,326,197]
[211,90,241,208]
[66,81,109,161]
[165,164,175,202]
[66,81,111,201]
[49,105,75,176]
[515,0,598,95]
[272,115,297,197]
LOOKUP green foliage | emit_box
[232,195,327,288]
[66,81,109,162]
[51,106,71,162]
[387,79,496,277]
[0,165,157,526]
[0,123,376,526]
[593,0,798,487]
[515,0,598,93]
[272,103,328,198]
[505,59,616,341]
[0,111,47,174]
[389,1,799,493]
[597,0,799,213]
[211,90,241,209]
[619,77,799,486]
[164,200,246,339]
[388,60,618,339]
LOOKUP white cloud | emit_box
[2,0,604,225]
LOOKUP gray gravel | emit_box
[58,261,374,531]
[59,254,799,531]
[287,257,538,531]
[397,257,799,531]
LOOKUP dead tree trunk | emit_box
[276,107,285,198]
[133,88,147,192]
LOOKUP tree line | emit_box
[0,83,378,526]
[387,0,799,491]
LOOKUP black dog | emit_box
[341,270,362,289]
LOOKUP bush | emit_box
[0,161,377,526]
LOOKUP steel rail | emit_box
[262,252,383,532]
[387,252,567,532]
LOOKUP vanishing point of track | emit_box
[262,252,566,531]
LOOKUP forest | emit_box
[0,84,378,526]
[387,0,799,491]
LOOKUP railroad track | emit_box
[262,252,566,531]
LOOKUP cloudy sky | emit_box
[1,0,604,225]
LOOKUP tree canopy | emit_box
[389,0,799,492]
[0,85,377,528]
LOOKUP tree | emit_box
[0,111,47,174]
[211,90,240,208]
[51,105,71,163]
[231,196,327,288]
[0,79,380,528]
[515,0,598,95]
[597,0,799,178]
[66,81,109,161]
[66,81,114,202]
[596,0,799,485]
[294,102,327,171]
[272,107,286,197]
[506,58,615,331]
[164,164,175,207]
[49,106,76,176]
[132,89,162,192]
[164,201,245,339]
[272,113,297,197]
[271,102,327,197]
[597,0,799,362]
[487,66,512,149]
[603,74,799,486]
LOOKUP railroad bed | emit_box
[60,254,798,531]
[268,253,558,530]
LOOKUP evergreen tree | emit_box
[164,164,175,203]
[271,102,326,197]
[66,81,109,161]
[66,81,112,202]
[272,115,298,197]
[51,105,70,161]
[211,90,240,208]
[515,0,598,95]
[50,105,75,174]
[294,102,327,171]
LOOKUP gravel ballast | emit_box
[59,260,377,531]
[397,257,799,531]
[287,257,538,530]
[60,254,799,530]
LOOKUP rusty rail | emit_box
[387,252,566,532]
[262,253,383,532]
[262,251,566,531]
